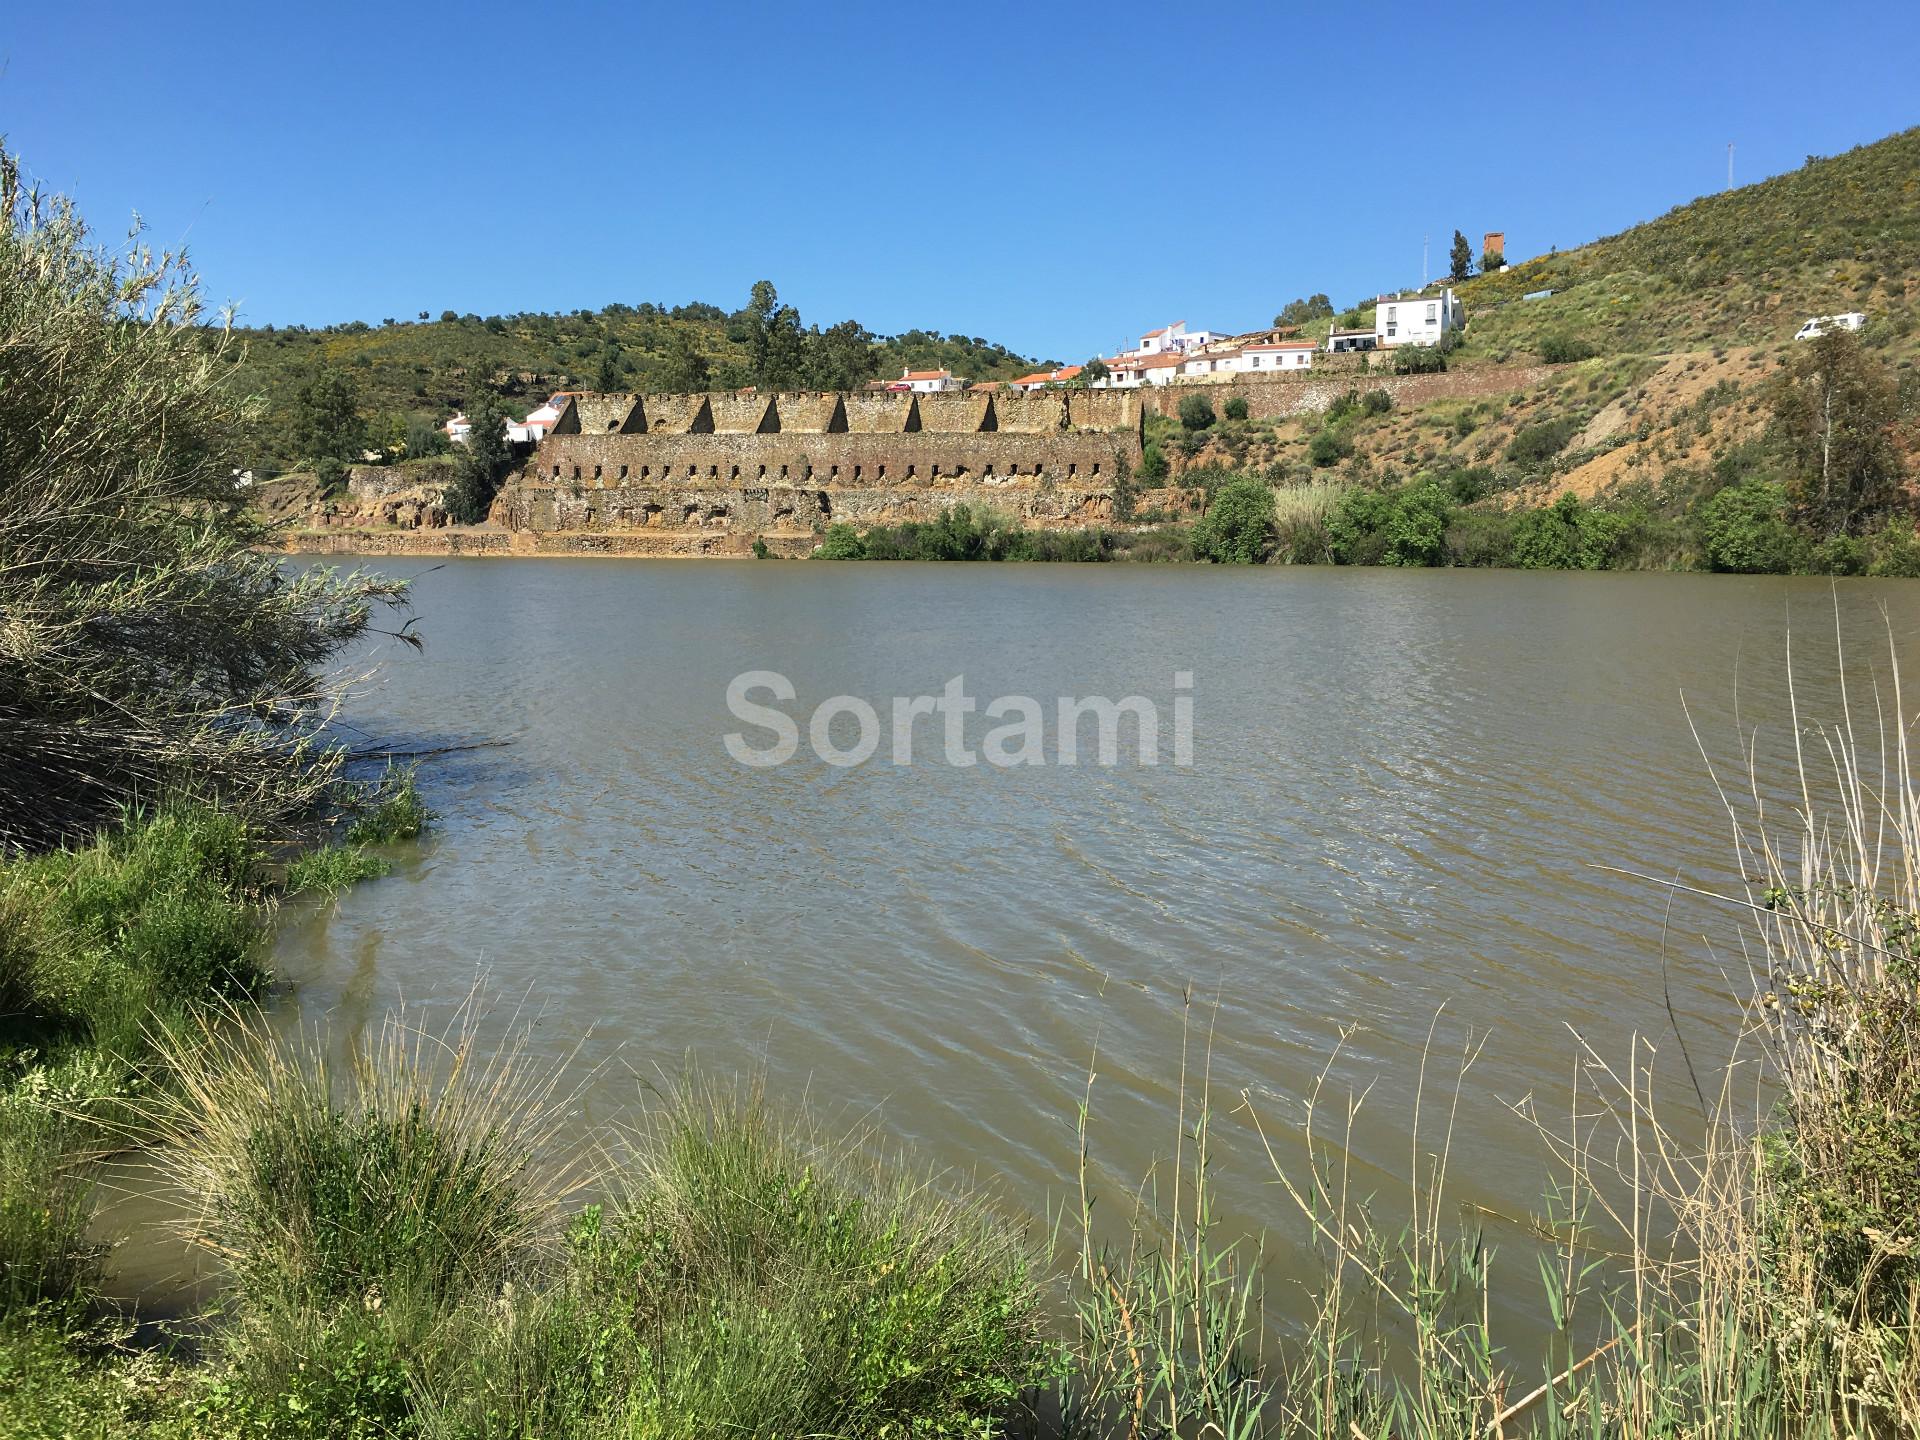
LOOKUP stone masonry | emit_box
[489,388,1147,548]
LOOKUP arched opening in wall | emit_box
[979,396,998,431]
[606,418,619,431]
[706,506,728,527]
[983,464,995,478]
[593,465,603,482]
[708,465,718,479]
[1091,462,1101,476]
[618,465,629,480]
[815,491,832,521]
[906,465,916,480]
[779,465,789,479]
[852,465,862,481]
[641,465,651,479]
[757,465,767,479]
[1067,464,1077,477]
[929,464,941,479]
[682,504,699,523]
[829,465,839,480]
[730,466,740,480]
[802,465,813,481]
[552,464,561,477]
[688,466,697,479]
[876,465,886,480]
[642,503,662,526]
[572,466,582,480]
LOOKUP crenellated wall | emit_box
[491,387,1148,544]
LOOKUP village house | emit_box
[1240,340,1315,372]
[1375,288,1462,348]
[887,367,966,393]
[1008,364,1084,392]
[1097,353,1183,389]
[1326,327,1377,354]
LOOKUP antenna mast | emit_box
[1727,142,1734,190]
[1422,234,1429,289]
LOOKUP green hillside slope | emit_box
[1458,127,1920,359]
[229,287,1050,473]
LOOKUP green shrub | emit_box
[1222,396,1249,422]
[1510,493,1627,569]
[1810,534,1867,576]
[1696,481,1805,573]
[1867,520,1920,577]
[343,770,429,847]
[1443,511,1517,567]
[1441,465,1495,503]
[1326,483,1453,567]
[1137,444,1169,485]
[1391,345,1446,374]
[1190,478,1277,564]
[1538,334,1600,364]
[1308,430,1351,468]
[815,523,868,560]
[1507,416,1580,468]
[1178,393,1216,430]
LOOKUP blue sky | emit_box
[4,1,1916,363]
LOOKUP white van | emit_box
[1794,312,1867,340]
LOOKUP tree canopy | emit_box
[0,147,406,851]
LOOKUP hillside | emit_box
[227,287,1051,474]
[1455,127,1920,360]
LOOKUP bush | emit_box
[815,523,867,560]
[1326,483,1453,567]
[1443,510,1517,567]
[1190,477,1276,564]
[1222,396,1249,422]
[1308,430,1352,468]
[1538,334,1599,364]
[1696,481,1806,573]
[1178,393,1216,431]
[1810,534,1867,576]
[1866,520,1920,577]
[1441,465,1495,504]
[1137,444,1169,486]
[1507,417,1581,468]
[1510,493,1628,569]
[1391,345,1446,374]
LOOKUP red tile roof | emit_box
[903,369,950,381]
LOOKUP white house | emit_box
[1375,288,1462,348]
[1239,341,1314,372]
[888,367,966,393]
[1326,327,1377,354]
[443,414,473,445]
[1009,364,1084,392]
[1096,353,1182,388]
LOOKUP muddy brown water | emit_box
[99,560,1920,1338]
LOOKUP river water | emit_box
[101,560,1920,1319]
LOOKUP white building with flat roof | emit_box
[1376,289,1461,348]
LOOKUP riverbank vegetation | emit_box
[809,328,1914,573]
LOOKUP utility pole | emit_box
[1727,142,1734,190]
[1422,234,1429,289]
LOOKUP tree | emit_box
[805,320,878,391]
[1190,477,1277,564]
[652,329,711,393]
[1510,493,1626,570]
[744,279,807,390]
[0,145,407,850]
[1448,230,1474,282]
[594,343,626,392]
[1481,246,1504,272]
[1274,294,1334,328]
[1178,393,1216,431]
[1768,330,1905,538]
[447,391,511,524]
[1082,357,1110,385]
[288,367,366,462]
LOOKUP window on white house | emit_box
[1386,306,1396,321]
[1427,304,1437,322]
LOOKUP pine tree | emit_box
[1449,230,1474,282]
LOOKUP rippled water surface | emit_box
[104,560,1920,1303]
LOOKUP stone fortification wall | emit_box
[1136,364,1550,422]
[491,387,1148,544]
